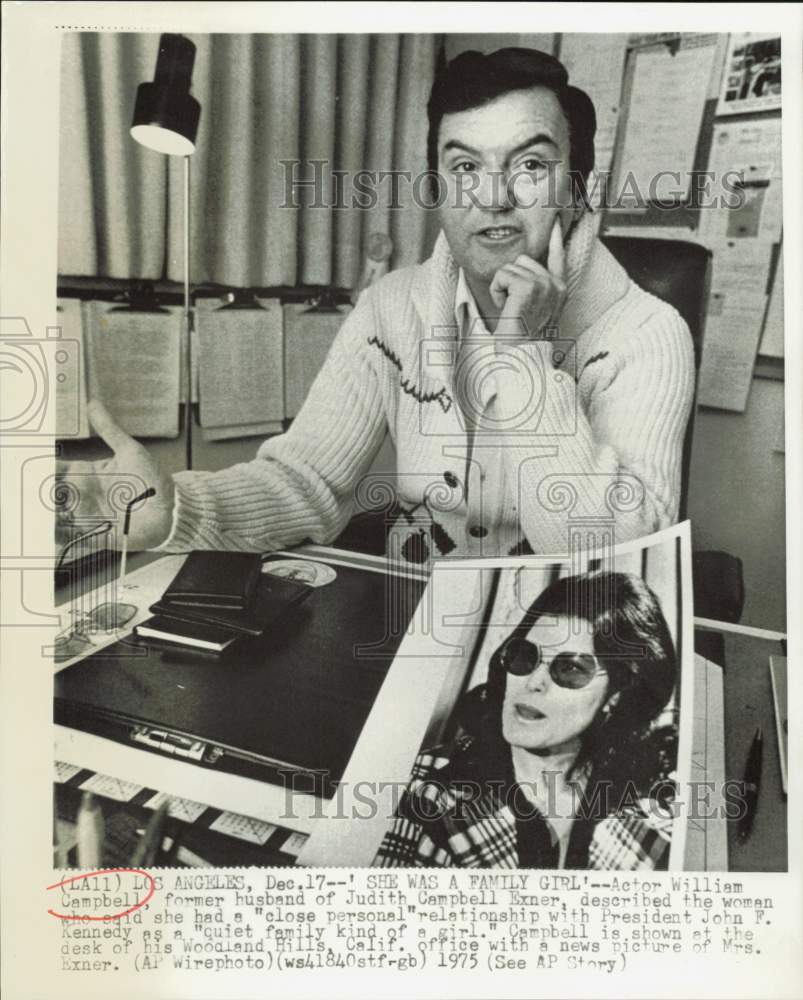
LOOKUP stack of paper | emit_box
[195,298,284,440]
[55,299,90,439]
[85,302,182,438]
[613,36,717,208]
[283,303,351,419]
[697,244,772,411]
[559,34,629,178]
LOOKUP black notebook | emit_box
[151,573,313,636]
[161,551,262,610]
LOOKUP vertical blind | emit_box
[58,32,442,288]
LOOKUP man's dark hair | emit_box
[426,47,597,207]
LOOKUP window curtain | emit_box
[58,33,442,288]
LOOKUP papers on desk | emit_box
[697,244,772,411]
[769,656,788,794]
[686,654,727,870]
[280,831,309,858]
[79,772,143,802]
[85,302,182,437]
[195,298,284,440]
[55,760,82,783]
[613,35,717,207]
[209,811,276,846]
[144,791,208,824]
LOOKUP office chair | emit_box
[335,235,744,625]
[600,236,707,523]
[601,236,744,624]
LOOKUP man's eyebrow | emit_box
[440,140,482,158]
[440,134,560,159]
[507,133,560,157]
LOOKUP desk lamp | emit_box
[130,33,201,469]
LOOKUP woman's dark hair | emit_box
[471,571,678,795]
[426,47,597,207]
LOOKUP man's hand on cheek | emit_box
[489,217,567,343]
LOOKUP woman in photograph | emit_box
[376,570,679,870]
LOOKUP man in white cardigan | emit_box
[58,48,694,564]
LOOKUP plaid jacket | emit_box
[374,736,674,870]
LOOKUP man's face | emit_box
[436,86,577,289]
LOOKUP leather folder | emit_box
[161,550,262,610]
[151,572,313,636]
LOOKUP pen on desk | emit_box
[76,791,104,869]
[131,799,169,866]
[737,727,763,843]
[120,487,156,583]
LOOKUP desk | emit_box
[694,623,788,872]
[54,553,788,871]
[54,545,460,867]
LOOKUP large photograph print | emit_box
[371,527,694,871]
[50,29,787,876]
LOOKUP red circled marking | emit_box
[46,868,155,921]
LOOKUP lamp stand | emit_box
[130,33,200,471]
[183,154,193,470]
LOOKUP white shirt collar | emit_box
[454,267,491,338]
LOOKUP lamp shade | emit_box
[131,34,201,156]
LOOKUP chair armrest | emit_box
[331,507,399,557]
[693,550,745,624]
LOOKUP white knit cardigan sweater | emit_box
[160,214,695,562]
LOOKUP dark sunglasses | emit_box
[497,636,607,690]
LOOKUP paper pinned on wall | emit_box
[195,298,284,440]
[55,298,90,439]
[85,302,182,438]
[717,33,781,117]
[759,247,784,360]
[559,34,629,177]
[283,303,352,419]
[613,36,717,207]
[698,118,783,248]
[697,243,772,412]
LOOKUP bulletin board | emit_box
[563,31,785,413]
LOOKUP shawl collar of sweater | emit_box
[410,212,632,389]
